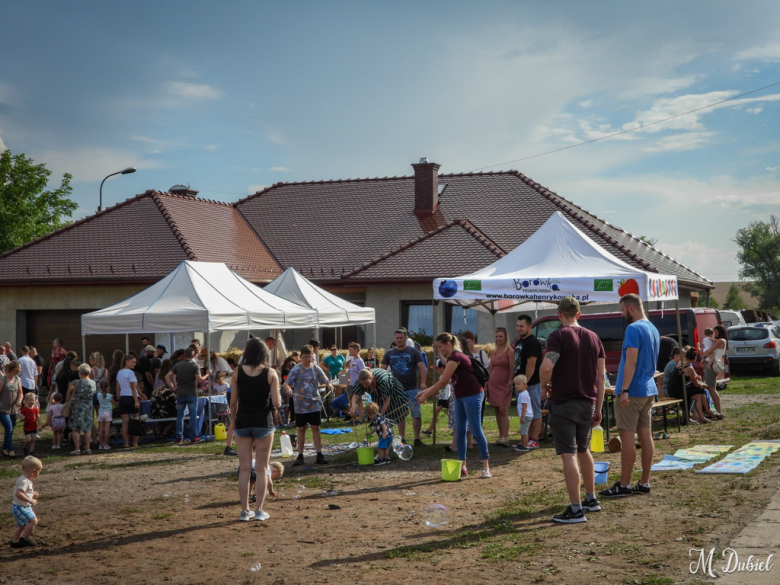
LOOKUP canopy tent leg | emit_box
[208,331,213,441]
[674,299,689,423]
[491,311,496,335]
[432,299,437,447]
[125,334,129,354]
[82,336,86,364]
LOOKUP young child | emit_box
[422,360,452,437]
[20,393,40,457]
[96,384,118,450]
[242,460,284,501]
[213,371,230,395]
[700,328,714,370]
[43,393,66,450]
[513,375,533,452]
[365,402,393,465]
[11,456,42,548]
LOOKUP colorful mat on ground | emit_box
[696,441,780,475]
[319,428,356,435]
[651,445,733,471]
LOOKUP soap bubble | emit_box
[392,440,403,454]
[423,504,448,528]
[250,562,262,572]
[362,393,372,405]
[396,444,413,461]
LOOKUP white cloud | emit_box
[578,100,593,109]
[36,147,160,183]
[767,165,780,171]
[269,166,290,172]
[735,41,780,62]
[616,75,700,100]
[0,133,5,152]
[164,81,224,101]
[247,184,268,193]
[747,106,764,114]
[645,131,716,152]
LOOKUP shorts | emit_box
[548,399,596,455]
[437,399,448,408]
[51,416,66,431]
[377,436,393,449]
[118,395,138,416]
[615,395,655,431]
[11,504,36,527]
[406,389,422,419]
[519,417,533,436]
[234,426,275,439]
[295,411,322,428]
[704,367,717,388]
[97,411,113,423]
[527,384,542,420]
[24,429,37,437]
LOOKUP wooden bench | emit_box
[652,399,683,433]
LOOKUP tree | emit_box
[723,283,747,311]
[735,215,780,311]
[0,149,77,254]
[708,295,719,310]
[638,235,659,246]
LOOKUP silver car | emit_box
[727,325,780,376]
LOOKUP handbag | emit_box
[128,416,146,437]
[712,360,725,375]
[60,399,72,418]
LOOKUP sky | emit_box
[1,1,779,287]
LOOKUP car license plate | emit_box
[736,347,756,353]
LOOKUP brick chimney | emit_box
[411,158,440,215]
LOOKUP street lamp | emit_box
[98,167,136,212]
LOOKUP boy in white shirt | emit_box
[514,375,534,452]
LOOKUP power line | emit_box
[472,80,780,171]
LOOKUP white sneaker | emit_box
[481,469,492,479]
[239,510,254,522]
[104,444,111,450]
[255,510,270,521]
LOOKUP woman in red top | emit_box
[48,338,67,387]
[417,333,491,479]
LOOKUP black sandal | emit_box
[443,446,453,452]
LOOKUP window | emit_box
[402,302,433,345]
[730,328,769,341]
[579,317,626,352]
[447,306,478,338]
[533,319,561,348]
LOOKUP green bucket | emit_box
[441,459,462,481]
[357,446,375,465]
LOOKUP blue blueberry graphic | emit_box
[552,284,559,291]
[533,279,540,286]
[522,280,530,288]
[439,280,458,298]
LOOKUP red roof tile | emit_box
[0,191,281,285]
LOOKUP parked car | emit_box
[532,308,724,378]
[726,325,780,376]
[718,310,746,329]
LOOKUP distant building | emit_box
[709,281,758,309]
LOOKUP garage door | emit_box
[25,310,147,374]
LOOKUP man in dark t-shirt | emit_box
[512,315,543,448]
[381,328,427,446]
[165,348,208,443]
[540,297,606,525]
[138,345,161,399]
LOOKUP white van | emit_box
[718,310,746,329]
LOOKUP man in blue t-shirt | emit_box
[600,293,660,499]
[381,328,427,446]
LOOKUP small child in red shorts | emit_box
[19,393,40,457]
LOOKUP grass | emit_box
[152,512,172,520]
[723,374,780,395]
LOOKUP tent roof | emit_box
[434,212,678,311]
[264,267,375,326]
[81,261,317,334]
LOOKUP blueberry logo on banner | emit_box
[594,279,613,292]
[439,280,458,298]
[463,280,482,291]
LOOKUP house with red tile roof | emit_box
[0,162,712,361]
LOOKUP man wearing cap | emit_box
[599,293,659,498]
[539,297,606,524]
[139,345,161,400]
[155,345,167,361]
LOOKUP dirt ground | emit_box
[1,393,778,585]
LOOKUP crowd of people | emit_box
[4,297,732,532]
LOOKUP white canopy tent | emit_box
[81,260,319,437]
[264,266,377,352]
[434,211,678,312]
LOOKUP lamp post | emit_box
[98,167,136,212]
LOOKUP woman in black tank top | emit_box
[229,338,281,523]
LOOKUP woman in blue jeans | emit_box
[417,333,491,479]
[0,360,24,457]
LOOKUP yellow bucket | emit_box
[357,447,375,465]
[441,459,462,481]
[214,423,227,441]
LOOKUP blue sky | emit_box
[2,1,779,286]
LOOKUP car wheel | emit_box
[772,363,780,378]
